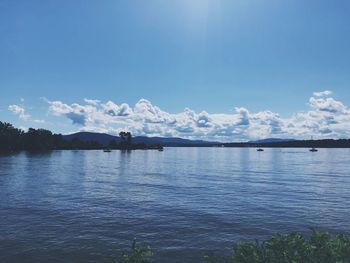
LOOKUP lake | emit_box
[1,148,350,262]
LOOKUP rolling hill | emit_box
[63,132,218,147]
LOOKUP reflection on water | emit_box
[1,148,350,262]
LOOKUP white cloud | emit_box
[8,103,46,125]
[103,101,132,117]
[47,91,350,141]
[8,105,31,121]
[313,90,332,97]
[33,119,45,124]
[309,96,348,113]
[84,98,101,105]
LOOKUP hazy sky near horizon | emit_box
[1,0,350,141]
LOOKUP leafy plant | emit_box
[204,230,350,263]
[111,239,154,263]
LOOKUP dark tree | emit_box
[109,139,119,149]
[119,131,132,149]
[0,122,23,151]
[0,121,102,151]
[22,128,54,150]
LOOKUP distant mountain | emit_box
[131,136,217,146]
[248,138,296,144]
[63,132,218,147]
[63,132,121,146]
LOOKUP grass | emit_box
[111,230,350,263]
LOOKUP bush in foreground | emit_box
[204,230,350,263]
[111,239,154,263]
[112,230,350,263]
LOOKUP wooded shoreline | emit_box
[2,121,350,151]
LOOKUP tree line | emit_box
[0,121,102,151]
[0,121,162,152]
[223,139,350,148]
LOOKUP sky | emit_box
[1,0,350,141]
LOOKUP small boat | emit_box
[158,146,164,152]
[257,148,264,152]
[309,148,318,152]
[103,149,112,152]
[309,137,318,152]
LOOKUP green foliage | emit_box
[111,239,154,263]
[0,122,23,150]
[109,231,350,263]
[204,230,350,263]
[0,121,102,151]
[119,131,132,149]
[0,121,159,151]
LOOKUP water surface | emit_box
[1,148,350,262]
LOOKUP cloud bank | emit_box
[47,91,350,141]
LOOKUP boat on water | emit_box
[309,148,318,152]
[257,148,264,152]
[103,149,112,152]
[309,136,318,152]
[158,146,164,152]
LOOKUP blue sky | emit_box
[1,0,350,140]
